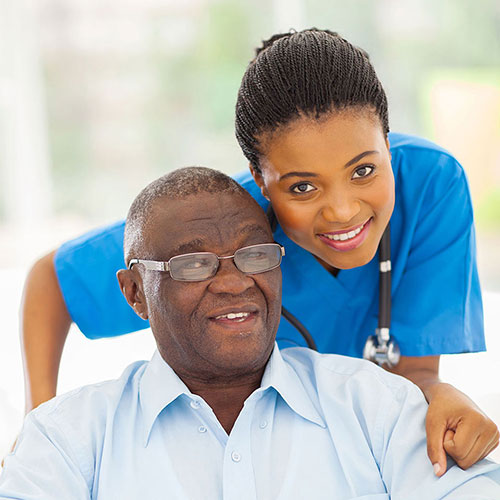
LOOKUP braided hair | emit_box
[235,28,389,171]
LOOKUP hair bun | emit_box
[255,28,340,57]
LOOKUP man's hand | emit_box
[425,383,499,476]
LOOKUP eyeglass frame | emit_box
[128,242,285,282]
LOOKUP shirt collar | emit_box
[260,345,325,428]
[139,350,191,447]
[140,345,325,446]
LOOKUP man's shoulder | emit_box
[30,360,148,429]
[281,347,420,399]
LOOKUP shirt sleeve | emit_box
[376,380,500,499]
[391,150,484,355]
[0,412,91,499]
[54,220,150,339]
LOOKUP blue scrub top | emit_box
[55,133,485,357]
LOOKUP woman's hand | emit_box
[425,383,499,476]
[386,354,499,476]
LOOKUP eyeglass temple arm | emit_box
[128,259,169,271]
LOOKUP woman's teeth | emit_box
[214,312,250,322]
[323,222,366,241]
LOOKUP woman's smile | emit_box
[317,217,372,252]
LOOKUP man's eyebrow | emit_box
[171,239,205,256]
[237,223,270,239]
[344,150,379,168]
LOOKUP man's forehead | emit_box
[146,192,272,254]
[171,222,271,255]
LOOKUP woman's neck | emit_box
[314,255,340,277]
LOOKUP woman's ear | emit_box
[116,269,149,320]
[249,164,270,201]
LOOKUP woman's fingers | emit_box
[426,417,448,476]
[444,417,499,469]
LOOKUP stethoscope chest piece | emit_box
[363,328,401,368]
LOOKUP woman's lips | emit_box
[317,218,372,252]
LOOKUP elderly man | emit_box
[1,167,499,499]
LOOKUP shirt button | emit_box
[190,400,200,410]
[198,425,207,433]
[259,420,268,429]
[231,451,241,463]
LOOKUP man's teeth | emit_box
[324,222,366,241]
[214,312,250,321]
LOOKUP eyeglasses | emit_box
[129,243,285,282]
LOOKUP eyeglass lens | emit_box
[168,244,282,281]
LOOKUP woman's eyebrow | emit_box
[279,171,318,182]
[344,150,379,168]
[279,150,380,181]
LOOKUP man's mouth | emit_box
[318,218,372,252]
[213,311,253,323]
[208,306,260,329]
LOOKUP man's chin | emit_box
[201,334,275,377]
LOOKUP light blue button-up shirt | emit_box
[1,346,499,499]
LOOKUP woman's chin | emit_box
[316,245,378,272]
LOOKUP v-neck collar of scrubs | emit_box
[275,225,378,312]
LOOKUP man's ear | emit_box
[249,164,270,201]
[116,269,149,320]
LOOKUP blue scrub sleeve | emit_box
[54,220,149,339]
[391,153,484,356]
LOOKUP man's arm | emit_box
[377,377,500,500]
[0,412,91,499]
[388,355,499,476]
[20,251,71,413]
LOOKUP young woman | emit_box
[20,29,498,475]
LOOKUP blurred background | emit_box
[1,0,499,460]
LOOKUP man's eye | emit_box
[246,251,266,259]
[290,183,315,194]
[185,259,209,269]
[352,165,375,179]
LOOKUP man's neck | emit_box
[182,371,264,435]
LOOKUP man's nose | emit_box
[321,190,361,224]
[207,258,254,295]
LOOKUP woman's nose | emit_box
[321,191,361,224]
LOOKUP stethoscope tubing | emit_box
[378,225,391,330]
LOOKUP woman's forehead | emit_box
[259,112,387,171]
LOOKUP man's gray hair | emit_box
[124,166,250,263]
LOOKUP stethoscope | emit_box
[269,206,401,368]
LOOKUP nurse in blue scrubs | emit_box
[20,29,498,474]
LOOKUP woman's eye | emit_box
[290,183,316,194]
[352,165,375,179]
